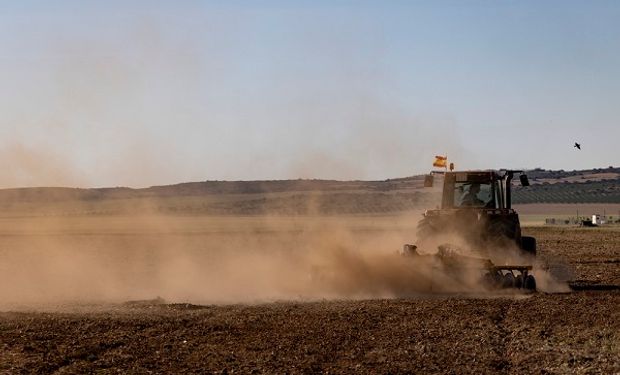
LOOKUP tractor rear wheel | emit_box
[521,236,537,256]
[486,218,519,247]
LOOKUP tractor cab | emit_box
[420,170,535,256]
[425,170,529,210]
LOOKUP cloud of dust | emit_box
[0,202,570,310]
[0,143,85,188]
[532,259,572,293]
[0,212,426,307]
[0,210,481,307]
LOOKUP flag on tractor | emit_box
[433,155,447,168]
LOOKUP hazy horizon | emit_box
[1,1,619,188]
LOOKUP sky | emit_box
[0,1,618,188]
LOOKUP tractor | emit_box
[417,170,535,256]
[403,170,538,291]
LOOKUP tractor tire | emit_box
[524,275,537,291]
[521,236,537,256]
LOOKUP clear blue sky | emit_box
[0,1,618,187]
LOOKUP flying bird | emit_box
[574,142,581,150]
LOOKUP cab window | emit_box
[454,182,495,208]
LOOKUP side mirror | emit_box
[520,174,530,187]
[424,174,434,187]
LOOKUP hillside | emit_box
[0,176,432,216]
[513,167,620,204]
[0,168,618,216]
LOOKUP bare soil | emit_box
[0,226,619,374]
[527,227,620,285]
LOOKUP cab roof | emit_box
[447,171,502,183]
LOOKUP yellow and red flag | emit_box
[433,155,447,168]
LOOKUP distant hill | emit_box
[0,167,618,216]
[0,176,433,216]
[0,177,423,202]
[513,167,620,204]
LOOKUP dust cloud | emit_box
[0,143,85,188]
[0,213,424,307]
[0,209,567,309]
